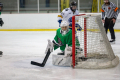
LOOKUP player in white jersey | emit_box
[0,2,3,56]
[57,1,80,30]
[57,1,82,54]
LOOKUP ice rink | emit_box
[0,31,120,80]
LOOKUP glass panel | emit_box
[59,0,78,13]
[118,0,120,11]
[1,0,17,14]
[19,0,38,13]
[109,0,117,5]
[110,0,118,11]
[0,0,119,14]
[39,0,58,13]
[109,0,119,12]
[79,0,93,13]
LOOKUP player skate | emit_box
[109,39,115,44]
[0,51,3,56]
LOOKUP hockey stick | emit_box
[31,48,51,67]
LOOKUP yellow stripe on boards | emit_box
[0,29,120,32]
[78,29,120,32]
[0,29,57,31]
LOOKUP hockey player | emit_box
[46,20,81,55]
[31,21,83,67]
[0,2,3,56]
[57,1,81,30]
[58,1,82,52]
[0,2,3,27]
[101,0,119,43]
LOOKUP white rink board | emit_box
[0,13,120,29]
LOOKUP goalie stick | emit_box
[31,48,51,67]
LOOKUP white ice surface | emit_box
[0,31,120,80]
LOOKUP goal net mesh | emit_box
[72,14,119,69]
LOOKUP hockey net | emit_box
[72,14,119,69]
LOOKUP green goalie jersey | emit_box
[53,28,80,51]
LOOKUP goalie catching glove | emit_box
[45,39,54,54]
[45,40,72,57]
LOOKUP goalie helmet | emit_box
[60,21,69,27]
[70,1,77,12]
[60,21,69,35]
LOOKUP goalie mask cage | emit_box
[72,14,119,69]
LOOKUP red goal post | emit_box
[72,14,85,68]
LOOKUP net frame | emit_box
[72,14,119,69]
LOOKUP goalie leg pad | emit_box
[52,55,72,67]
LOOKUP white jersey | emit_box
[57,8,79,22]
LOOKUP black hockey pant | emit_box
[104,17,115,40]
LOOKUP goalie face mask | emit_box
[61,26,68,31]
[60,21,69,35]
[61,26,69,35]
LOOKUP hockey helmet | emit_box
[70,1,77,12]
[60,21,69,35]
